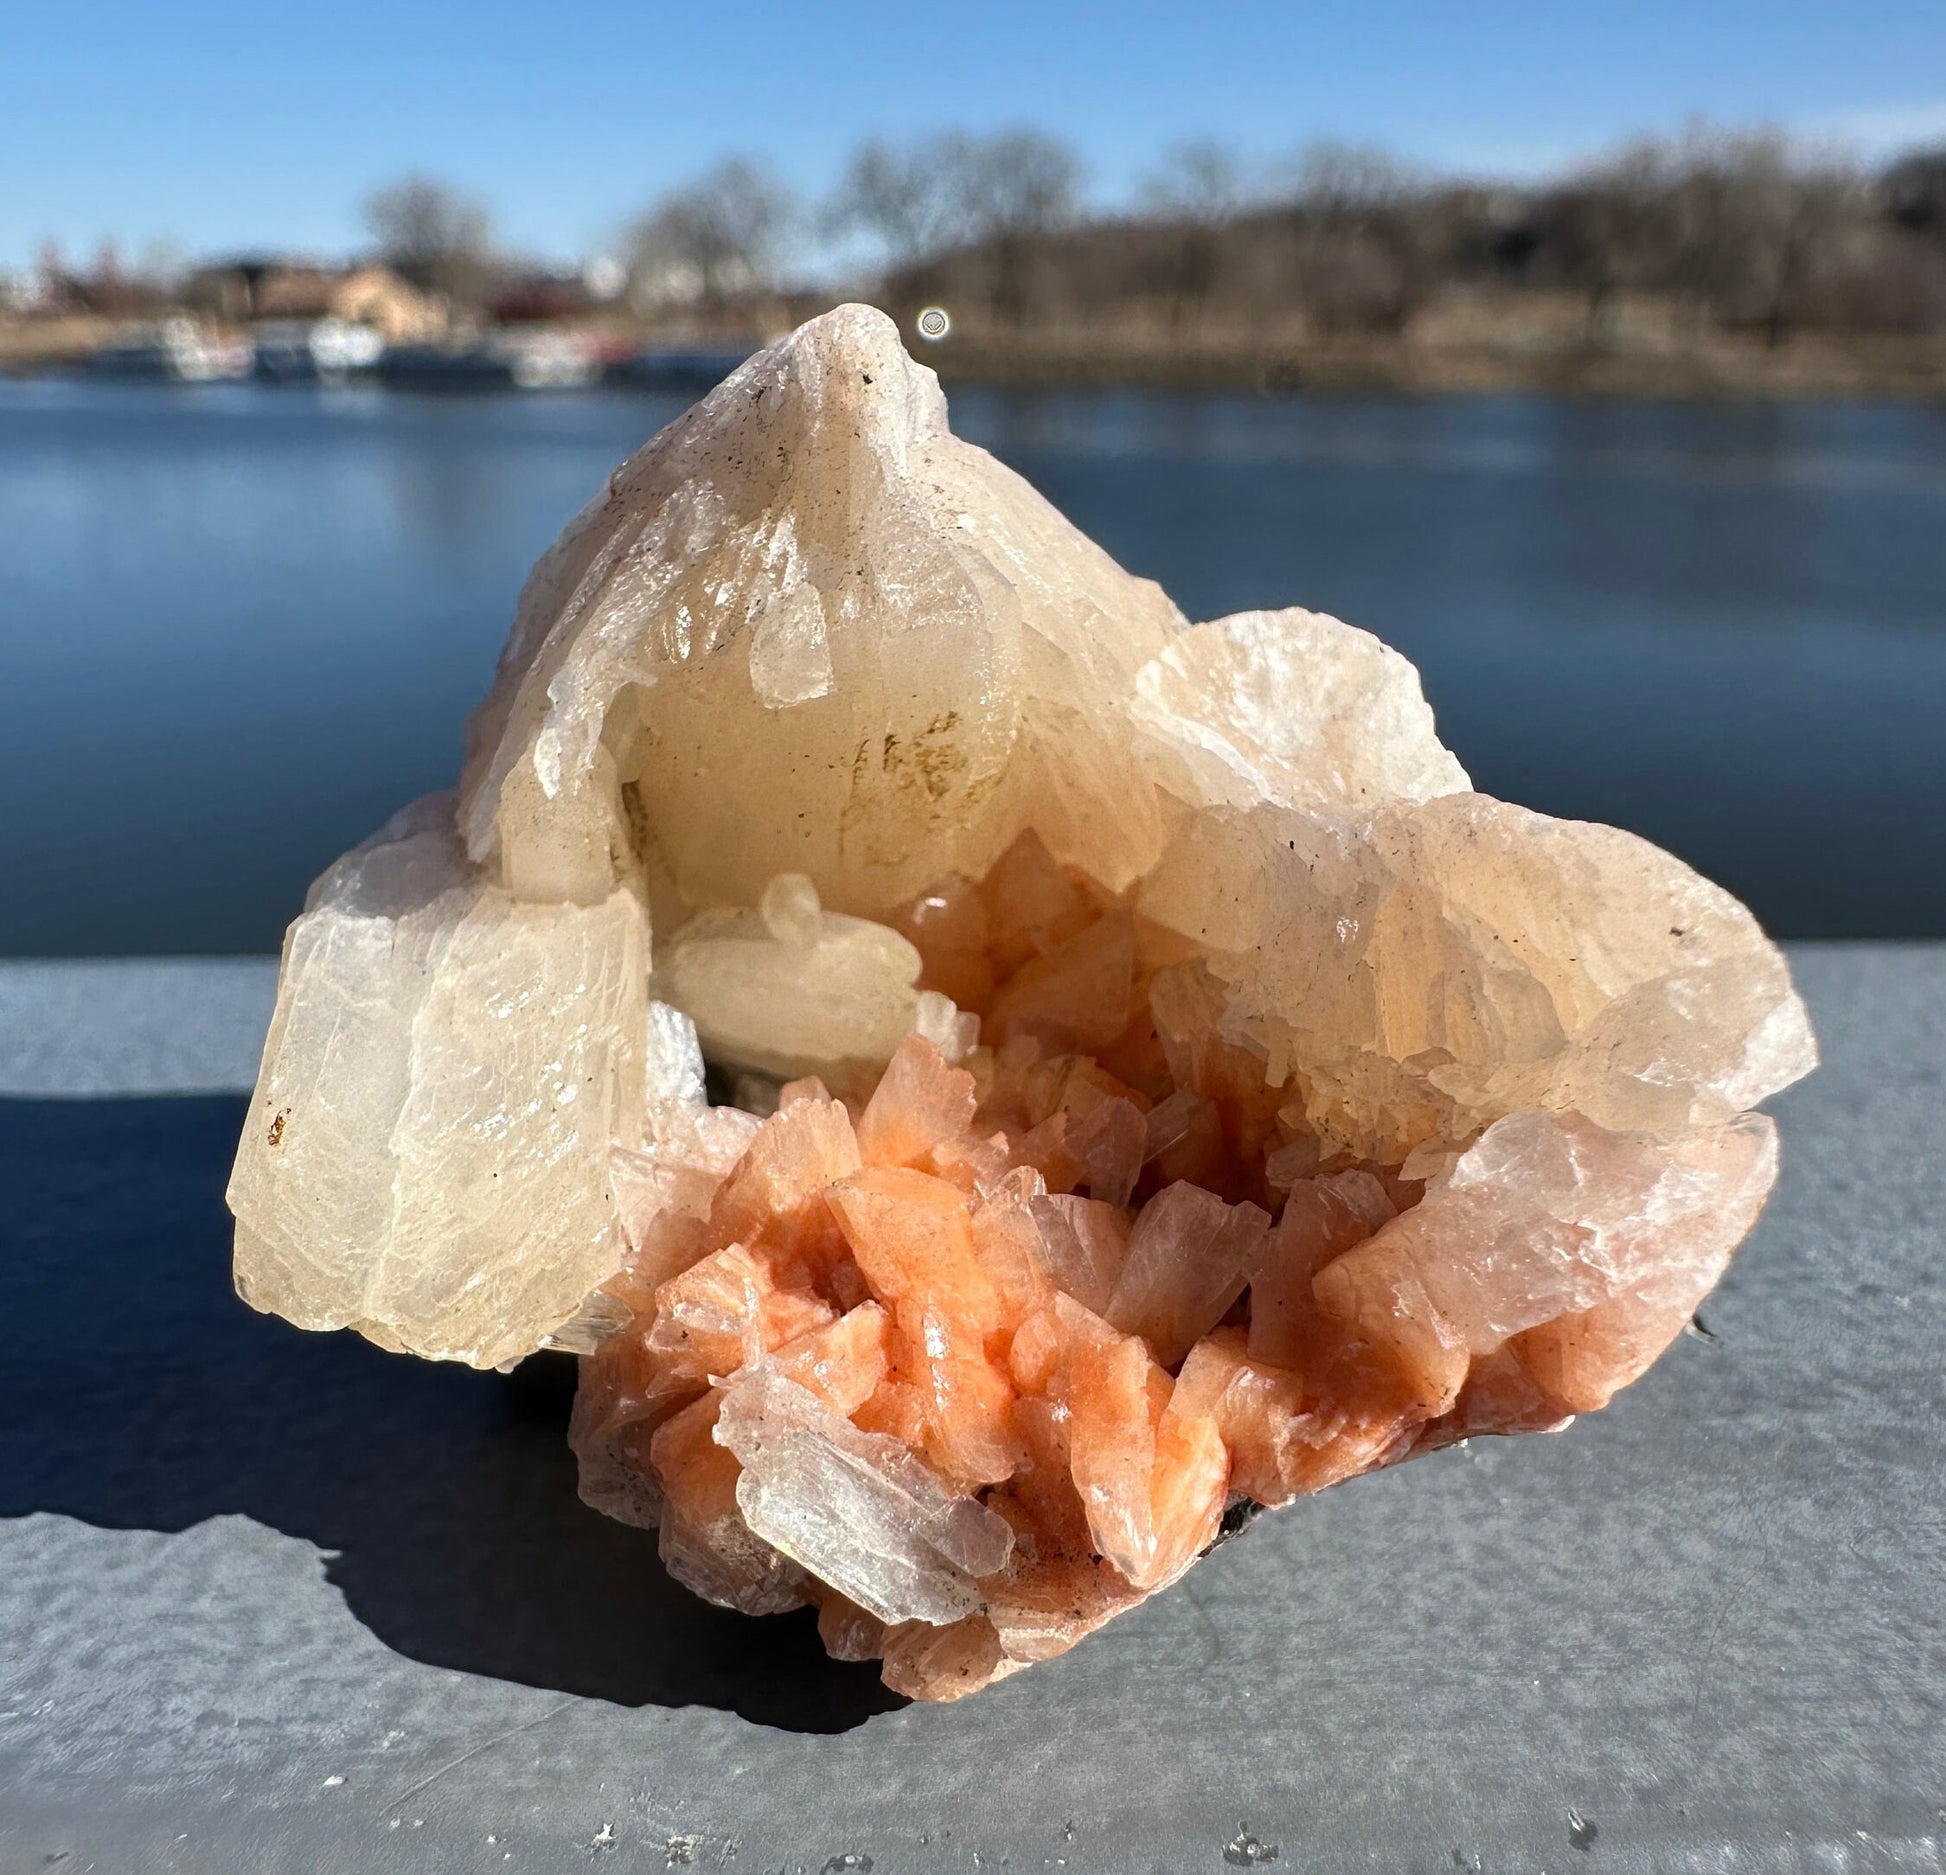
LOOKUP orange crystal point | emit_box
[1107,1180,1271,1368]
[650,1390,808,1616]
[987,911,1139,1055]
[893,872,996,1014]
[1061,1299,1228,1590]
[977,829,1099,976]
[827,1166,1016,1485]
[772,1301,892,1416]
[1247,1171,1397,1372]
[1170,1329,1309,1509]
[706,1096,862,1260]
[856,1035,979,1172]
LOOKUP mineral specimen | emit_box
[230,303,1816,1699]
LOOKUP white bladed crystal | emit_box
[1129,607,1470,812]
[715,1367,1013,1626]
[643,999,709,1107]
[228,794,648,1368]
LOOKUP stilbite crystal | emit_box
[230,303,1816,1698]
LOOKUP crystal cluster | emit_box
[230,304,1816,1698]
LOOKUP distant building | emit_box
[184,258,446,341]
[626,255,713,311]
[583,255,628,302]
[327,266,447,342]
[184,256,311,320]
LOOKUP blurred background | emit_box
[3,0,1943,952]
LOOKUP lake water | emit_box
[3,377,1943,953]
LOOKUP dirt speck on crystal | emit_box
[1224,1828,1280,1866]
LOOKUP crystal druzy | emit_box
[230,305,1816,1700]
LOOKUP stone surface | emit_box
[229,303,1815,1697]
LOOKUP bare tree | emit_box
[827,138,966,273]
[1139,141,1245,329]
[946,130,1082,325]
[1876,147,1946,331]
[1285,140,1416,224]
[820,118,1940,358]
[1563,126,1864,343]
[363,177,493,301]
[1745,149,1862,346]
[1534,139,1677,335]
[626,158,801,312]
[1142,140,1244,221]
[950,131,1082,239]
[1280,141,1424,334]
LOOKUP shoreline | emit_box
[6,313,1944,403]
[924,335,1946,402]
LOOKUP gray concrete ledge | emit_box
[1,944,1941,1873]
[0,955,278,1095]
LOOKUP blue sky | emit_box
[5,0,1945,272]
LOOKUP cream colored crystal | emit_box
[1129,608,1470,813]
[1138,790,1814,1163]
[229,795,650,1367]
[231,301,1814,1394]
[654,875,927,1079]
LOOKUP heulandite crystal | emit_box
[229,305,1816,1700]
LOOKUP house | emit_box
[184,258,446,342]
[327,266,446,342]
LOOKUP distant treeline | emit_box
[684,126,1946,348]
[28,124,1946,362]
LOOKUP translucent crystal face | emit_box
[229,304,1815,1699]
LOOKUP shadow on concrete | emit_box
[0,1096,905,1735]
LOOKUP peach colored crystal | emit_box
[569,833,1794,1697]
[230,304,1816,1699]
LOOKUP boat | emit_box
[374,342,516,388]
[88,317,254,383]
[503,331,602,390]
[252,318,384,383]
[606,346,751,392]
[375,331,603,391]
